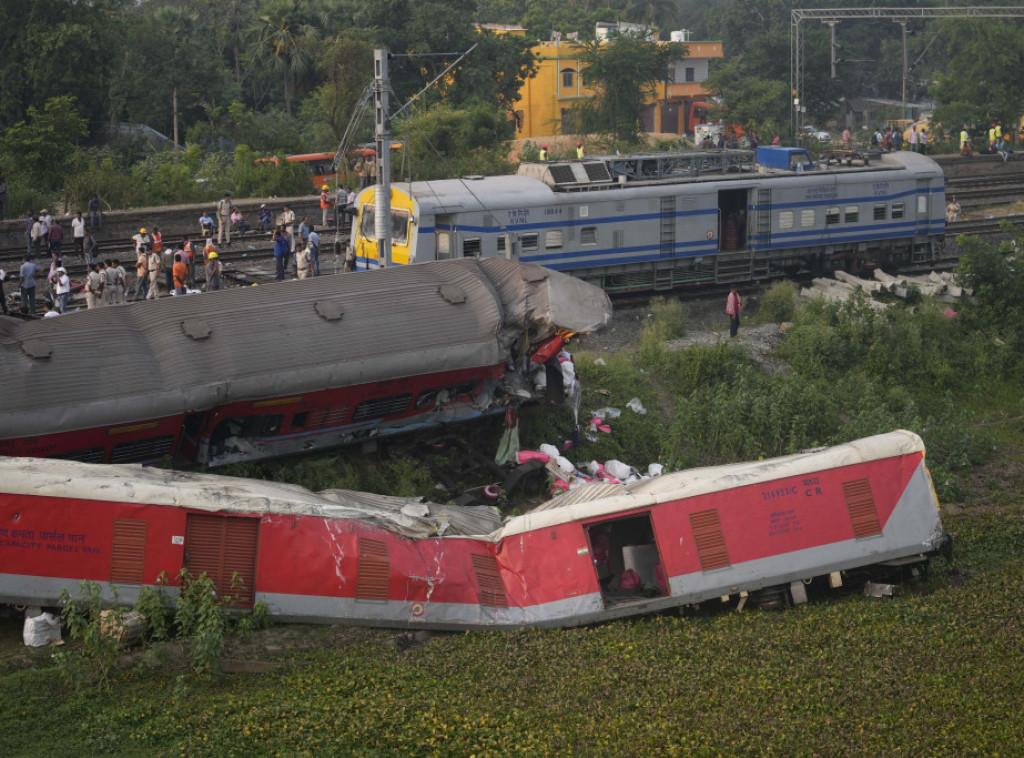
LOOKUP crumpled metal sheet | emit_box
[1,455,501,539]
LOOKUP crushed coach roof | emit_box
[0,258,612,438]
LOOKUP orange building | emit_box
[479,24,723,138]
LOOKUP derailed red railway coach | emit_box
[0,258,611,468]
[0,431,949,628]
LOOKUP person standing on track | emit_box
[725,286,742,339]
[88,194,102,231]
[217,192,233,245]
[205,252,222,291]
[53,266,70,313]
[273,229,289,280]
[132,227,151,253]
[295,242,312,279]
[133,247,150,301]
[308,225,321,276]
[147,245,161,300]
[86,262,103,309]
[320,184,332,227]
[72,212,85,256]
[279,204,296,253]
[173,253,188,295]
[19,255,41,316]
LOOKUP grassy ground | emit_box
[0,481,1021,757]
[2,286,1023,756]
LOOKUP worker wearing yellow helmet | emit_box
[131,227,151,253]
[320,183,333,227]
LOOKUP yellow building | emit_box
[479,24,723,138]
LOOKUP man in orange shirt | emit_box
[172,253,189,296]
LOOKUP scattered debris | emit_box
[23,610,62,647]
[863,581,897,599]
[802,270,974,306]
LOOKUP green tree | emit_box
[250,0,316,116]
[0,0,126,130]
[0,95,89,190]
[395,104,515,180]
[298,31,375,146]
[572,31,684,142]
[930,19,1024,137]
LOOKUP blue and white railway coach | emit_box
[352,147,945,292]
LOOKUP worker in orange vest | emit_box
[320,184,332,227]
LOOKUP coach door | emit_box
[183,513,260,608]
[585,513,668,609]
[915,179,930,235]
[752,188,771,251]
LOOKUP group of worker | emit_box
[538,142,587,161]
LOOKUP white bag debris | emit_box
[594,357,606,366]
[554,455,576,475]
[604,460,632,480]
[647,463,664,477]
[591,407,622,420]
[626,397,647,415]
[23,612,62,647]
[539,443,561,459]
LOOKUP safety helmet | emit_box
[208,252,218,259]
[322,184,329,190]
[140,228,147,234]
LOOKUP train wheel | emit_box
[748,585,790,610]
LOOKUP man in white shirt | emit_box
[132,228,152,253]
[71,212,86,256]
[279,204,296,252]
[53,266,70,313]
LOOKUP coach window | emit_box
[463,237,481,257]
[917,195,928,215]
[873,203,887,221]
[844,205,859,223]
[778,210,794,230]
[891,202,905,220]
[521,233,539,252]
[497,235,506,254]
[825,206,840,225]
[391,209,410,245]
[436,230,452,260]
[800,209,815,227]
[581,226,598,245]
[546,230,564,249]
[359,205,375,238]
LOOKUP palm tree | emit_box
[249,0,315,116]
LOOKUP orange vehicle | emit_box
[257,146,404,189]
[255,152,338,190]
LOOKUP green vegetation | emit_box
[1,508,1022,756]
[2,238,1023,755]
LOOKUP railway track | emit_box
[0,225,351,271]
[945,175,1024,206]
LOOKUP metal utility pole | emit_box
[374,48,392,269]
[791,7,1024,141]
[897,20,909,120]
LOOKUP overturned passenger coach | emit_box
[0,258,611,467]
[0,431,949,628]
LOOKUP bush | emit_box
[756,280,799,323]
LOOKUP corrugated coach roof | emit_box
[0,259,611,438]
